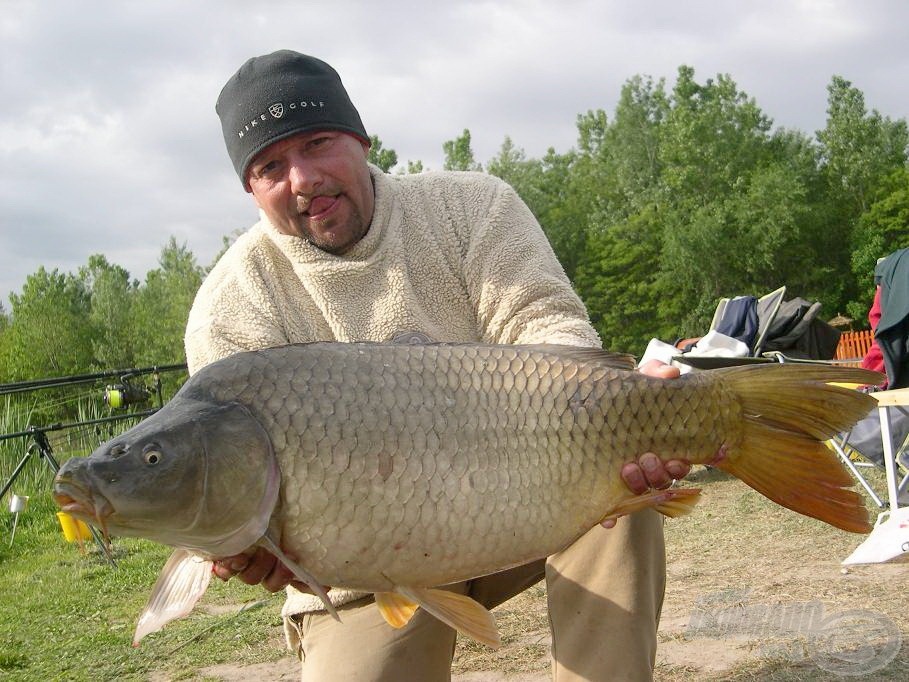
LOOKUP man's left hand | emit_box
[601,358,692,529]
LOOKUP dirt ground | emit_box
[194,589,907,681]
[194,558,908,681]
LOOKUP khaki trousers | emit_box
[287,510,665,682]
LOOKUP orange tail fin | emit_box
[711,364,881,534]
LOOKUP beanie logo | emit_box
[236,100,327,138]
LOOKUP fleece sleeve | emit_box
[464,180,601,349]
[184,255,293,375]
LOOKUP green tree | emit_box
[131,238,204,367]
[488,138,589,281]
[487,137,548,216]
[660,66,772,210]
[661,161,816,328]
[1,267,93,381]
[585,77,669,225]
[655,67,785,331]
[575,206,671,354]
[402,159,424,174]
[443,129,482,171]
[848,168,909,319]
[563,79,671,345]
[367,135,398,172]
[818,76,909,217]
[79,254,137,370]
[816,76,909,313]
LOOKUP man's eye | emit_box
[307,136,331,150]
[259,160,280,174]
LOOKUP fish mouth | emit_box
[53,478,114,535]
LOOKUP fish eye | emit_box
[144,450,162,465]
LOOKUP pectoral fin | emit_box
[375,591,419,628]
[133,549,212,646]
[599,487,702,526]
[395,587,501,649]
[258,534,340,622]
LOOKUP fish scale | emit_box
[53,341,882,647]
[184,344,738,589]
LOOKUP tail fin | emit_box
[711,364,881,534]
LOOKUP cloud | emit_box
[1,0,908,308]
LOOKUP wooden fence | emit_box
[834,329,874,366]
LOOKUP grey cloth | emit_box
[761,297,841,360]
[843,403,909,467]
[874,249,909,389]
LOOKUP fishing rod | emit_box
[0,410,159,445]
[0,428,118,565]
[0,363,186,396]
[1,363,186,562]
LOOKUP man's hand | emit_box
[637,357,681,380]
[212,546,315,593]
[600,358,692,529]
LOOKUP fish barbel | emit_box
[53,342,880,647]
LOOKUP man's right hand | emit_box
[212,547,317,594]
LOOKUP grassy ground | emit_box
[1,467,907,680]
[0,491,291,681]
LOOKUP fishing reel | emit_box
[103,377,151,409]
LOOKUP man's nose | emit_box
[287,153,321,195]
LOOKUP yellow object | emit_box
[56,512,92,542]
[105,387,125,408]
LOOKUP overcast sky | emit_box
[2,0,908,307]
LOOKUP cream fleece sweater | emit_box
[184,164,600,620]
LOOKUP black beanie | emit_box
[216,50,368,184]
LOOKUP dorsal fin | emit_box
[517,344,637,370]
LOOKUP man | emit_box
[186,50,689,681]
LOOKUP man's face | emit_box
[246,131,375,254]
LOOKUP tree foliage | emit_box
[131,238,205,367]
[1,64,907,378]
[79,254,137,370]
[1,268,93,381]
[442,129,483,171]
[1,240,203,384]
[367,134,398,172]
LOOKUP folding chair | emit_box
[752,286,786,356]
[708,286,786,357]
[766,352,908,511]
[841,388,909,564]
[867,389,909,513]
[761,351,909,563]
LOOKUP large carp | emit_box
[53,342,880,647]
